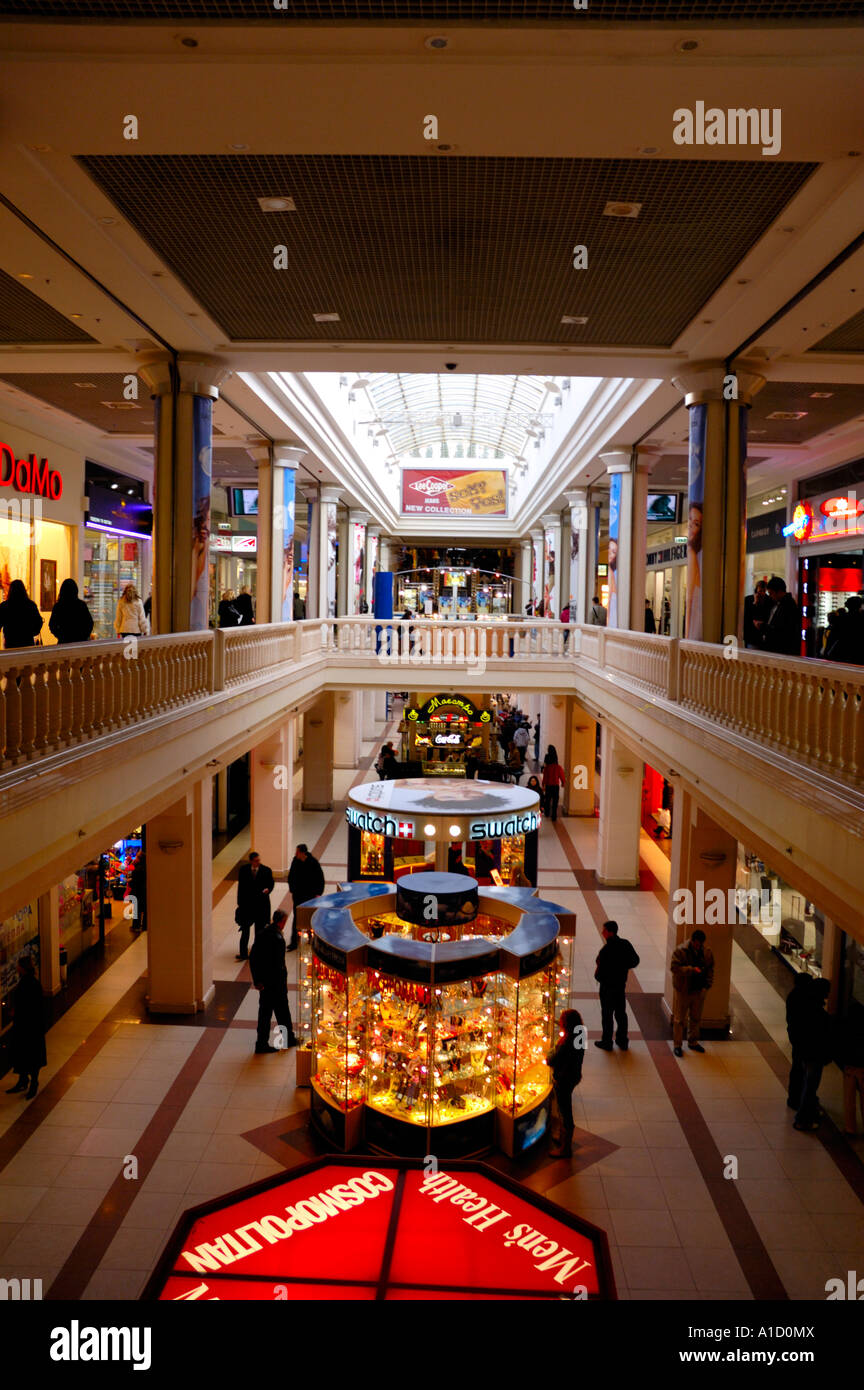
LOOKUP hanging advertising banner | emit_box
[190,395,212,631]
[543,527,555,618]
[607,474,622,628]
[401,468,507,517]
[685,403,707,641]
[352,522,365,614]
[280,468,296,623]
[326,502,338,619]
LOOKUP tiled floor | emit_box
[1,726,862,1302]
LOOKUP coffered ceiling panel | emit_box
[3,1,862,21]
[0,269,97,346]
[0,372,155,432]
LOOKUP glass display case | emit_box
[308,880,574,1158]
[359,832,387,878]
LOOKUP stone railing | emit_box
[0,632,213,769]
[1,618,862,790]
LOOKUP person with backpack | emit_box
[594,920,641,1051]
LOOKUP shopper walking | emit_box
[760,577,801,657]
[594,920,641,1052]
[588,595,607,626]
[286,843,325,950]
[793,978,833,1131]
[127,849,147,934]
[48,578,94,644]
[547,1009,585,1157]
[513,721,530,764]
[218,589,242,627]
[114,583,149,638]
[541,746,565,821]
[235,851,274,960]
[4,956,46,1100]
[0,578,43,649]
[839,1001,864,1135]
[670,929,714,1056]
[785,971,814,1112]
[249,909,297,1053]
[506,742,523,782]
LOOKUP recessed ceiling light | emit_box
[228,143,249,151]
[110,482,119,490]
[16,272,34,280]
[74,382,97,389]
[637,146,660,155]
[97,216,117,226]
[257,196,297,213]
[767,411,807,420]
[69,313,83,319]
[313,312,340,322]
[603,201,642,219]
[425,35,449,49]
[561,315,588,326]
[809,391,834,398]
[675,38,700,51]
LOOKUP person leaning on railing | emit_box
[114,583,150,639]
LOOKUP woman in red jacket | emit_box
[541,745,565,821]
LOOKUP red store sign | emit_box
[144,1156,615,1301]
[0,442,63,500]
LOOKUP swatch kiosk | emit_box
[345,777,541,885]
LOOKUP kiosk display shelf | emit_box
[306,875,574,1159]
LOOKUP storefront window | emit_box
[0,902,39,1043]
[737,848,823,976]
[83,531,145,639]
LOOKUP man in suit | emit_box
[249,910,297,1053]
[594,920,641,1051]
[235,851,274,960]
[286,843,325,950]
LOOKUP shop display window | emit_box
[0,902,38,1039]
[430,979,497,1126]
[366,971,432,1128]
[501,835,525,885]
[360,832,387,878]
[496,965,556,1120]
[311,960,368,1114]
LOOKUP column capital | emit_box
[319,486,342,505]
[729,357,768,405]
[563,488,588,507]
[136,353,173,397]
[540,512,562,529]
[273,442,308,469]
[177,355,232,400]
[599,449,632,475]
[529,527,545,542]
[247,443,271,468]
[348,510,371,525]
[671,360,728,405]
[366,522,382,537]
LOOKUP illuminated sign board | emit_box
[784,491,864,546]
[146,1157,614,1301]
[820,496,864,520]
[346,807,415,838]
[401,468,507,518]
[468,812,540,840]
[0,442,63,500]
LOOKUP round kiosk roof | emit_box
[345,777,541,843]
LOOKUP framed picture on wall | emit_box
[40,558,57,611]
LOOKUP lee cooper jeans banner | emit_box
[686,403,707,641]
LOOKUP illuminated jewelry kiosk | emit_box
[345,777,541,885]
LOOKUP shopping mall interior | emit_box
[0,0,863,1330]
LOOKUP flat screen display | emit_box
[86,482,152,536]
[230,487,259,517]
[646,493,679,523]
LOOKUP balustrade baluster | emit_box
[0,673,7,766]
[3,668,21,763]
[32,662,50,751]
[18,667,36,758]
[43,659,63,751]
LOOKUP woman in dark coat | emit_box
[547,1008,585,1157]
[48,578,94,644]
[5,955,46,1099]
[0,578,43,649]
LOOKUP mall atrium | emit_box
[0,0,863,1341]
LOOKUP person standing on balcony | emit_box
[541,745,565,821]
[0,578,43,649]
[760,577,801,657]
[287,843,325,951]
[218,589,242,627]
[644,599,657,634]
[588,595,607,626]
[293,592,306,620]
[743,579,770,648]
[594,920,640,1052]
[671,929,714,1056]
[249,909,297,1053]
[4,955,46,1100]
[234,589,255,625]
[48,578,94,645]
[235,851,274,961]
[114,583,149,639]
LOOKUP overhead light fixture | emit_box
[314,312,340,322]
[809,391,834,399]
[561,315,588,326]
[351,378,369,390]
[542,380,561,394]
[110,482,119,490]
[228,142,249,151]
[603,201,642,219]
[767,411,807,421]
[425,35,449,48]
[16,273,33,280]
[127,488,134,495]
[69,313,83,319]
[257,196,296,212]
[74,382,97,389]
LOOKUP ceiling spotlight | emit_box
[228,142,249,151]
[542,380,561,394]
[424,823,436,836]
[313,312,340,322]
[351,378,369,390]
[257,196,297,213]
[16,272,34,280]
[603,201,642,219]
[425,35,449,49]
[97,216,117,226]
[110,482,119,490]
[675,38,700,51]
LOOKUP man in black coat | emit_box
[235,851,275,960]
[286,843,325,950]
[594,920,641,1052]
[249,910,297,1053]
[793,978,834,1132]
[761,577,802,657]
[5,956,46,1099]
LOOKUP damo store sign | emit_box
[144,1156,614,1300]
[0,443,63,499]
